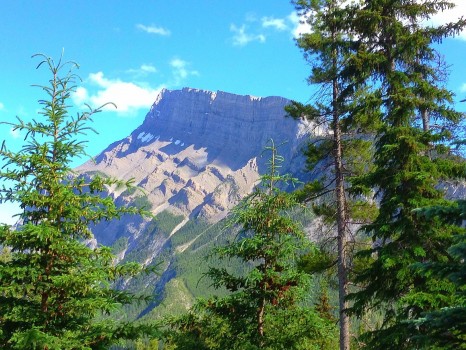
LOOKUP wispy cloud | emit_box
[170,58,199,85]
[247,12,311,39]
[0,102,4,111]
[140,64,157,73]
[72,72,164,116]
[136,24,171,36]
[230,24,266,46]
[126,64,158,77]
[231,12,311,44]
[261,16,288,31]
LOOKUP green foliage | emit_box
[342,1,466,348]
[298,249,336,275]
[142,278,195,321]
[174,220,251,298]
[121,186,155,211]
[303,140,333,171]
[112,236,129,255]
[293,1,466,348]
[120,211,182,266]
[314,280,337,324]
[290,3,377,348]
[404,202,466,349]
[84,170,109,179]
[132,195,152,210]
[110,338,160,350]
[163,301,337,350]
[121,186,138,197]
[162,142,337,349]
[137,219,251,323]
[154,211,184,236]
[290,0,377,263]
[347,200,378,224]
[0,246,12,263]
[169,219,211,248]
[0,54,158,349]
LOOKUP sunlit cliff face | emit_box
[78,88,316,235]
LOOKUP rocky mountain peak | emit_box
[78,88,316,245]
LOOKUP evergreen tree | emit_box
[409,200,466,349]
[163,142,337,349]
[345,1,466,348]
[288,1,377,348]
[0,54,157,349]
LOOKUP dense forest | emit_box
[0,1,465,349]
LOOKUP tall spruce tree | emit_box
[409,200,466,348]
[288,1,377,349]
[345,1,466,348]
[163,142,337,350]
[0,54,156,349]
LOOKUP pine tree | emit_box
[288,1,378,349]
[345,1,466,348]
[0,54,157,349]
[163,142,337,349]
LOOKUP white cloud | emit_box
[0,102,4,111]
[73,86,89,105]
[136,24,171,36]
[9,128,20,139]
[170,58,199,85]
[262,16,288,31]
[288,11,311,38]
[230,24,266,46]
[460,83,466,92]
[71,56,200,114]
[73,72,164,116]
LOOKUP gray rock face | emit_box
[78,88,316,247]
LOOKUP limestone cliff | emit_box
[77,88,316,247]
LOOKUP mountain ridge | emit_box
[76,87,320,317]
[78,88,316,230]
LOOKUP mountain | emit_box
[76,87,318,318]
[78,88,316,244]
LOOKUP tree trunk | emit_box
[258,295,265,339]
[332,24,350,350]
[333,84,350,350]
[258,263,267,347]
[421,108,429,132]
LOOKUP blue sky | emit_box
[1,0,466,224]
